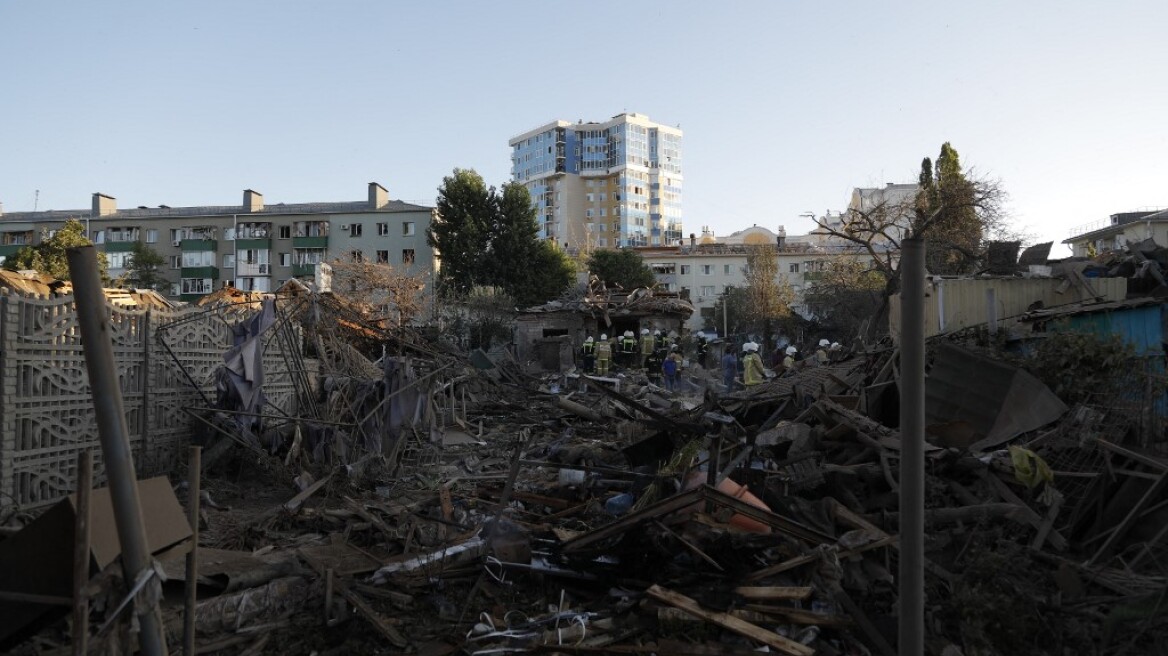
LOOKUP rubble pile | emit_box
[5,286,1168,655]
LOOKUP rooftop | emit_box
[0,198,431,224]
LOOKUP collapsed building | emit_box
[3,242,1168,655]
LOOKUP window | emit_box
[700,285,716,297]
[180,278,213,294]
[377,223,389,236]
[789,263,800,273]
[279,253,291,267]
[700,265,713,275]
[350,250,363,263]
[93,230,105,244]
[278,225,291,239]
[170,283,180,296]
[145,229,158,244]
[107,252,131,269]
[376,250,389,264]
[182,251,215,267]
[401,249,415,265]
[403,222,415,236]
[223,254,235,268]
[170,255,181,269]
[680,265,691,275]
[724,264,731,275]
[350,224,363,237]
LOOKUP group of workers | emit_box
[582,328,845,393]
[580,328,683,378]
[721,338,845,391]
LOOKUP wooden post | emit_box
[72,450,93,656]
[141,309,151,468]
[183,446,202,655]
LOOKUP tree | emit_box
[512,240,576,307]
[125,241,167,291]
[327,259,428,326]
[428,170,572,306]
[812,143,1012,339]
[428,168,493,296]
[586,248,656,290]
[4,218,108,281]
[488,182,574,306]
[740,244,795,352]
[803,256,886,340]
[915,143,987,275]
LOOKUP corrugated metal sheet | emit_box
[890,277,1128,340]
[1064,304,1163,356]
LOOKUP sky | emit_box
[1,1,1165,256]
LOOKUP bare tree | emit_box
[327,259,429,326]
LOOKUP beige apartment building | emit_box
[637,225,875,332]
[0,183,435,303]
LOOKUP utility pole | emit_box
[898,238,925,656]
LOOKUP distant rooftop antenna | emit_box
[33,189,39,212]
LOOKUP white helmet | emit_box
[625,330,633,338]
[786,346,798,355]
[819,339,830,347]
[585,336,594,343]
[600,334,608,341]
[641,328,649,335]
[743,341,759,353]
[830,342,840,350]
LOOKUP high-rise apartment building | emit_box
[508,113,682,250]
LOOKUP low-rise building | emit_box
[1064,208,1168,257]
[0,183,435,303]
[636,226,875,332]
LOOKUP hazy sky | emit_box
[2,1,1164,255]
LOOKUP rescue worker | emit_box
[782,345,797,373]
[639,328,655,370]
[620,330,637,370]
[721,347,738,392]
[581,336,596,373]
[815,339,830,366]
[743,341,766,387]
[695,333,709,368]
[662,346,680,391]
[655,329,667,353]
[829,342,843,363]
[595,334,612,376]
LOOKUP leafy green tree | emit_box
[125,241,167,290]
[915,143,985,275]
[586,248,655,290]
[428,168,493,296]
[4,218,108,281]
[428,170,572,306]
[513,240,576,307]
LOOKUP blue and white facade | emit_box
[509,113,683,250]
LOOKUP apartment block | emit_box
[0,183,435,303]
[508,112,682,250]
[637,226,875,332]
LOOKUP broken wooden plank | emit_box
[745,535,898,582]
[982,472,1068,551]
[337,585,409,648]
[645,585,814,656]
[733,586,813,601]
[284,474,331,513]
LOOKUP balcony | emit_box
[292,263,316,277]
[182,239,218,252]
[180,266,220,280]
[236,238,272,250]
[293,236,328,249]
[105,240,139,253]
[804,271,825,282]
